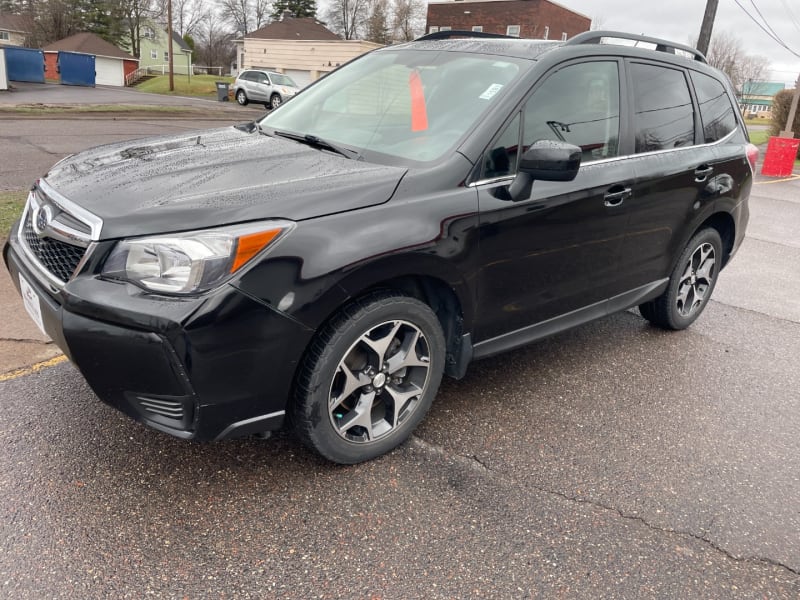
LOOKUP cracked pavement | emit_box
[1,111,799,598]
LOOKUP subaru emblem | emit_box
[33,204,54,237]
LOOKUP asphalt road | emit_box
[1,116,799,598]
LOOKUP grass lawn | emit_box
[0,190,27,239]
[744,118,770,127]
[748,129,770,145]
[135,74,235,98]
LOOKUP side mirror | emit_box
[508,140,582,201]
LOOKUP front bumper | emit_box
[4,225,314,441]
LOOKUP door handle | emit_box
[695,165,714,182]
[604,187,631,207]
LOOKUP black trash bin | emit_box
[215,81,229,102]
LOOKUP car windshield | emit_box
[270,73,297,87]
[259,49,527,164]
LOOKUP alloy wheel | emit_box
[328,320,431,444]
[676,242,716,317]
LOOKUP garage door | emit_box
[284,69,312,89]
[4,47,45,83]
[58,51,95,86]
[95,56,123,86]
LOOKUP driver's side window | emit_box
[523,61,620,162]
[482,61,620,179]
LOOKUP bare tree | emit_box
[170,0,207,37]
[324,0,368,40]
[194,12,235,68]
[705,31,769,92]
[392,0,424,41]
[217,0,268,36]
[116,0,161,59]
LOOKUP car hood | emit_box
[42,126,407,240]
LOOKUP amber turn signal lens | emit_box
[231,229,283,273]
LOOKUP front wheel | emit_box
[292,291,446,464]
[270,93,282,110]
[235,89,248,106]
[639,228,722,330]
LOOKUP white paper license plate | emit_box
[19,274,49,338]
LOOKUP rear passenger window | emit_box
[631,63,694,153]
[690,71,737,143]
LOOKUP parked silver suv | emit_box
[234,69,299,109]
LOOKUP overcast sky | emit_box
[559,0,800,85]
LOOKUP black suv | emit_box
[4,31,756,463]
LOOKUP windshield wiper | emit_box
[272,129,360,160]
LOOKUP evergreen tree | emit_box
[270,0,316,21]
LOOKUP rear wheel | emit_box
[292,291,445,464]
[639,228,722,330]
[235,89,248,106]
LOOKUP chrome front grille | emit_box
[17,181,102,287]
[22,212,86,282]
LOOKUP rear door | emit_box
[618,60,714,289]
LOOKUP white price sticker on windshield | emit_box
[479,84,503,100]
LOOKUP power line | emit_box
[732,0,800,59]
[777,0,800,36]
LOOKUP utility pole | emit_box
[780,74,800,138]
[696,0,719,55]
[167,0,174,92]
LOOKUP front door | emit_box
[475,60,634,343]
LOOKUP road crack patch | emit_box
[410,436,800,578]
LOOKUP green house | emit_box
[740,81,785,119]
[131,25,192,75]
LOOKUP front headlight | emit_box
[102,220,293,294]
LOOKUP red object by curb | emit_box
[761,136,800,177]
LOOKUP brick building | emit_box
[426,0,590,40]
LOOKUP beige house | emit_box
[0,14,31,47]
[235,15,381,88]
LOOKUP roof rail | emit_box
[416,30,514,41]
[565,30,708,63]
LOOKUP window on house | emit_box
[472,26,483,32]
[440,26,451,31]
[0,31,10,41]
[543,26,549,39]
[150,49,158,60]
[429,26,439,33]
[507,25,520,37]
[561,32,568,41]
[142,27,154,40]
[164,51,169,61]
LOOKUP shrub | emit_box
[769,89,800,157]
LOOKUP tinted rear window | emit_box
[631,63,694,153]
[690,71,737,143]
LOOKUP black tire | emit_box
[639,228,722,330]
[292,291,446,464]
[270,93,282,110]
[235,89,248,106]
